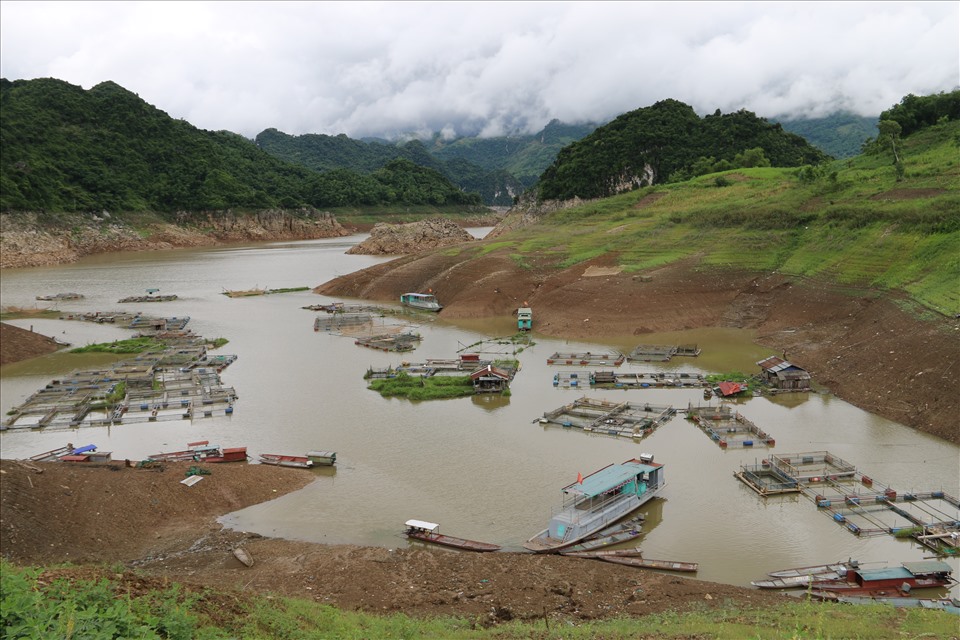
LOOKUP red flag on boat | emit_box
[577,472,583,484]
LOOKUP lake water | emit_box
[1,232,957,594]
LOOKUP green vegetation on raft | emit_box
[70,337,165,354]
[2,560,956,640]
[367,372,476,400]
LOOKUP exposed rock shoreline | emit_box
[0,208,349,269]
[346,217,476,255]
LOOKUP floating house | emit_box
[523,455,665,553]
[400,292,442,311]
[517,306,532,331]
[470,365,512,393]
[757,356,811,391]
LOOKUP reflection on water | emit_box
[1,235,956,593]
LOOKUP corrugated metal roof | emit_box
[565,461,655,498]
[903,560,954,575]
[717,381,745,396]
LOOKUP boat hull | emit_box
[601,556,699,573]
[405,531,500,552]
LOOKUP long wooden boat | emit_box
[524,455,664,553]
[831,594,960,614]
[752,572,844,589]
[561,546,645,559]
[600,555,699,573]
[404,519,500,552]
[148,441,223,463]
[809,560,955,592]
[767,560,860,578]
[258,453,313,468]
[29,444,75,462]
[561,528,643,553]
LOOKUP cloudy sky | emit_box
[1,1,957,140]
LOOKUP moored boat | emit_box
[258,453,313,468]
[306,450,337,466]
[601,555,699,573]
[767,559,860,579]
[404,519,501,552]
[830,594,960,614]
[523,454,665,553]
[400,292,442,311]
[560,527,643,553]
[148,441,230,463]
[752,573,844,589]
[561,546,645,559]
[809,560,955,592]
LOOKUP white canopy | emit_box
[405,519,439,532]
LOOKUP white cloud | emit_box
[1,1,957,138]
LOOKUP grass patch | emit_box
[2,560,956,639]
[367,372,475,400]
[207,337,230,349]
[70,337,165,354]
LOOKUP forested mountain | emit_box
[0,78,480,213]
[537,99,830,201]
[775,112,878,159]
[256,120,598,206]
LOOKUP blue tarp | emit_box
[71,444,96,454]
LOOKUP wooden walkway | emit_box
[627,344,701,362]
[547,352,624,367]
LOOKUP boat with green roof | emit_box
[523,455,665,553]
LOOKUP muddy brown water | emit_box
[1,232,957,595]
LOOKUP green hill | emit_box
[488,111,960,316]
[775,112,879,159]
[0,78,480,214]
[537,99,830,200]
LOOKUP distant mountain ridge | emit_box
[774,112,879,159]
[256,120,598,206]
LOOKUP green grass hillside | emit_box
[488,119,960,316]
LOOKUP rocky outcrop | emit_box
[0,208,348,268]
[486,194,597,239]
[345,218,475,255]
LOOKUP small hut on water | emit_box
[756,356,811,391]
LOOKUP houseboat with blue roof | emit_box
[810,560,955,594]
[400,292,442,311]
[524,455,665,553]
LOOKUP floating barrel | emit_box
[861,476,873,487]
[932,491,944,498]
[833,513,846,523]
[904,493,917,501]
[743,440,754,447]
[885,488,897,500]
[818,500,831,508]
[719,440,728,448]
[847,523,861,535]
[846,496,860,505]
[766,439,776,446]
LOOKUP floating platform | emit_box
[687,404,775,449]
[539,396,676,440]
[555,370,710,389]
[547,351,624,367]
[314,313,372,331]
[118,295,179,303]
[627,344,701,363]
[354,332,421,352]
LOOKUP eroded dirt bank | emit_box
[0,460,789,621]
[315,250,960,445]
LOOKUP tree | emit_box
[877,119,902,164]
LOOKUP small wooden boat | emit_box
[29,444,75,462]
[258,453,313,468]
[306,450,337,466]
[148,441,223,463]
[404,519,500,552]
[831,594,959,614]
[561,546,645,559]
[752,572,843,589]
[767,559,860,578]
[205,447,248,463]
[600,555,699,573]
[561,527,643,553]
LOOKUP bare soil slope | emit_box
[0,460,789,621]
[316,252,960,444]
